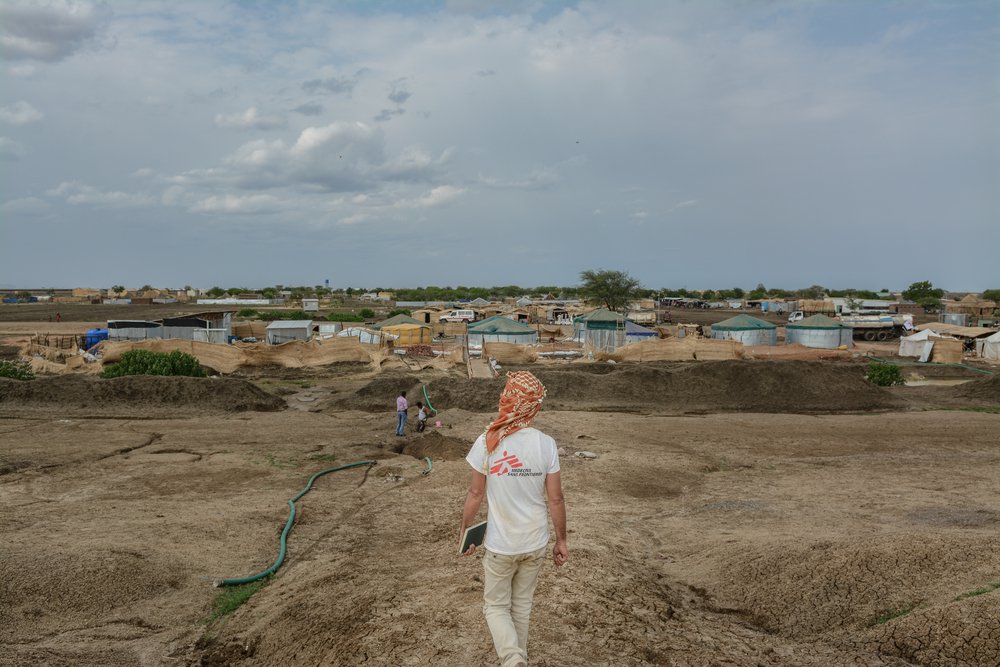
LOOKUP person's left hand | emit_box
[462,543,477,556]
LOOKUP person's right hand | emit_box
[462,543,477,556]
[552,540,568,566]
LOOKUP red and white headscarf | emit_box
[484,371,547,454]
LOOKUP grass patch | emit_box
[251,453,298,469]
[310,453,337,462]
[954,582,1000,601]
[870,602,921,626]
[204,579,268,624]
[954,406,1000,414]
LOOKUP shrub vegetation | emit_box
[101,350,205,378]
[866,362,905,386]
[257,310,309,320]
[0,358,34,380]
[326,312,365,322]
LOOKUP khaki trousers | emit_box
[482,547,547,667]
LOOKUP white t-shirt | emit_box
[465,427,560,555]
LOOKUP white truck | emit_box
[438,309,476,323]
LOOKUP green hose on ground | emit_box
[864,355,994,375]
[422,384,438,414]
[214,460,376,587]
[422,456,433,476]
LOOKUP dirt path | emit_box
[2,393,999,666]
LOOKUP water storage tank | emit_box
[710,314,777,346]
[785,314,853,349]
[84,328,109,348]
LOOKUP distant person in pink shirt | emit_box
[395,391,408,436]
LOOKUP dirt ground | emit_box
[2,360,999,667]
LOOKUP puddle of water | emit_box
[904,378,976,387]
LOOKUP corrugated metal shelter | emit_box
[381,323,432,345]
[785,314,853,349]
[266,320,313,344]
[161,312,232,344]
[468,315,539,347]
[711,314,777,346]
[108,320,163,341]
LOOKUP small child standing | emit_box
[416,401,428,432]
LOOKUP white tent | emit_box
[898,329,955,357]
[976,331,1000,360]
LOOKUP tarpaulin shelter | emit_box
[338,327,387,345]
[573,308,657,351]
[975,330,1000,360]
[374,314,421,329]
[381,323,432,345]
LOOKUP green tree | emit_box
[981,289,1000,302]
[111,285,126,296]
[902,281,945,308]
[796,285,826,300]
[748,283,767,300]
[579,269,642,313]
[140,284,153,293]
[206,286,225,297]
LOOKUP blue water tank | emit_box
[85,328,109,348]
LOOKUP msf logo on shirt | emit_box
[490,450,524,477]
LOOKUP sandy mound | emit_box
[953,373,1000,402]
[340,361,905,415]
[712,534,1000,665]
[0,375,285,416]
[394,430,470,461]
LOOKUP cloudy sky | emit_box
[1,1,997,291]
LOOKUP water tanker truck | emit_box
[787,312,914,341]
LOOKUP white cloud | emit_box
[0,196,48,213]
[8,63,36,77]
[46,181,152,207]
[190,193,281,214]
[214,107,286,130]
[0,101,43,125]
[0,137,26,159]
[414,185,465,207]
[675,200,698,208]
[133,168,154,178]
[0,0,110,62]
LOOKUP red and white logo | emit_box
[490,450,524,476]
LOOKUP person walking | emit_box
[415,401,428,433]
[395,390,408,436]
[460,371,568,667]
